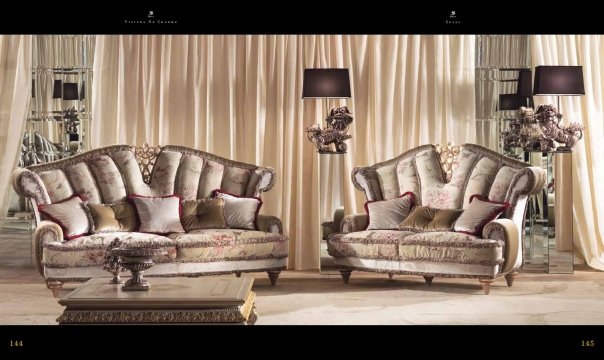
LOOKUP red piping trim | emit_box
[37,195,88,241]
[456,194,510,236]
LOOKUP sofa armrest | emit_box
[33,220,64,277]
[341,214,368,234]
[322,207,345,239]
[256,215,283,234]
[483,218,520,274]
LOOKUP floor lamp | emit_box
[302,68,352,154]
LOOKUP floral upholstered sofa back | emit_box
[12,144,275,211]
[352,143,545,221]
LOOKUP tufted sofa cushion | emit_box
[352,144,533,214]
[13,145,276,208]
[399,206,463,232]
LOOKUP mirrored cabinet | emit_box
[22,35,94,167]
[522,151,574,274]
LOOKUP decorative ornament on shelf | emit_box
[103,238,125,284]
[63,106,79,135]
[305,106,353,153]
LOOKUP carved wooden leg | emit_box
[340,270,352,284]
[235,271,242,278]
[46,280,63,298]
[423,276,433,287]
[505,271,518,287]
[479,279,495,295]
[267,270,281,286]
[388,272,394,279]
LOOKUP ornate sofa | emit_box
[12,144,288,296]
[327,144,545,294]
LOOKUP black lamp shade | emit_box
[498,94,534,111]
[63,82,79,100]
[517,69,533,97]
[533,65,585,95]
[52,80,63,99]
[302,68,351,98]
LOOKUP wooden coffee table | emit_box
[57,277,257,324]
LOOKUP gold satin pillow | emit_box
[84,202,137,233]
[399,206,463,232]
[181,198,227,231]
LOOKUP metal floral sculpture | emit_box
[534,104,584,152]
[103,238,125,284]
[305,106,353,153]
[501,105,585,152]
[501,107,534,151]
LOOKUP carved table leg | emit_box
[235,271,242,278]
[46,279,63,298]
[479,279,495,295]
[267,270,281,286]
[423,276,433,287]
[340,270,352,284]
[505,271,518,287]
[388,272,394,279]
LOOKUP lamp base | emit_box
[318,150,346,155]
[555,146,572,152]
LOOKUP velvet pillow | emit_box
[453,195,510,236]
[399,206,463,232]
[365,192,415,230]
[181,198,227,231]
[83,202,137,234]
[38,196,89,240]
[213,190,262,230]
[129,195,185,234]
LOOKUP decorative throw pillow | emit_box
[399,206,464,232]
[453,195,510,236]
[181,198,227,231]
[213,190,262,230]
[129,195,185,234]
[365,192,415,230]
[83,202,137,234]
[38,196,89,240]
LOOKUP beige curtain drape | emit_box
[0,35,32,216]
[532,35,604,270]
[92,35,476,269]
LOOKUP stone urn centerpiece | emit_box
[107,248,168,291]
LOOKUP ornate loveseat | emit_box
[327,144,545,294]
[12,144,288,296]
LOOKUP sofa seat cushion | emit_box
[399,232,504,266]
[328,231,503,266]
[327,230,416,260]
[43,232,176,268]
[168,229,288,263]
